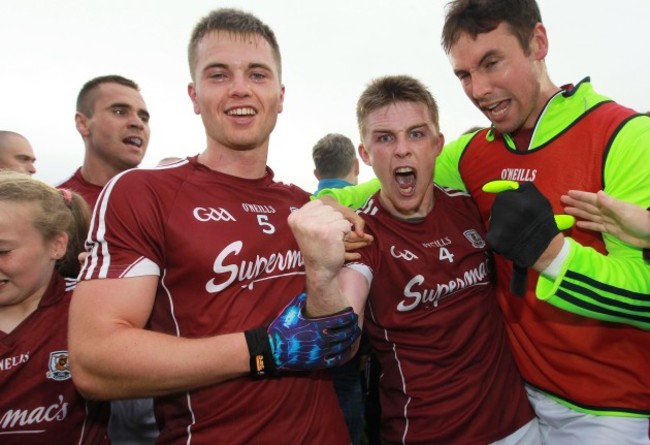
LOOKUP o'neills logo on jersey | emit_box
[0,394,68,431]
[206,241,304,293]
[46,351,71,381]
[242,203,276,214]
[0,353,29,372]
[422,237,451,249]
[396,259,490,312]
[500,168,537,182]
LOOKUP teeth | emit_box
[124,137,143,147]
[395,167,414,174]
[227,108,256,116]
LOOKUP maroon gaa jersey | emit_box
[79,156,349,445]
[58,167,104,210]
[348,186,533,445]
[0,272,109,444]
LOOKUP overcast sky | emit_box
[2,0,649,192]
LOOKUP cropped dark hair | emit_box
[441,0,542,54]
[357,75,440,138]
[188,8,281,80]
[76,75,140,117]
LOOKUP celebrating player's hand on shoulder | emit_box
[562,190,650,249]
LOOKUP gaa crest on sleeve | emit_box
[46,350,71,381]
[463,229,486,249]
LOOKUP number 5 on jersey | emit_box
[257,214,276,234]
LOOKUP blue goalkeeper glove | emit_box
[245,292,361,378]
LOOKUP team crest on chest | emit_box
[46,351,71,381]
[463,229,486,249]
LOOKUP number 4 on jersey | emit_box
[439,247,454,263]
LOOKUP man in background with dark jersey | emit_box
[290,75,539,444]
[317,1,650,443]
[58,75,150,209]
[68,9,357,444]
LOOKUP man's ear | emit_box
[277,84,285,114]
[75,112,90,137]
[530,22,549,60]
[188,83,200,115]
[358,144,371,167]
[434,133,445,157]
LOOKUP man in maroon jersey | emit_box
[58,75,150,209]
[68,8,358,445]
[288,75,539,444]
[58,74,157,444]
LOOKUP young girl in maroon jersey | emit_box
[0,171,109,444]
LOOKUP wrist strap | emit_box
[244,327,277,378]
[510,264,527,297]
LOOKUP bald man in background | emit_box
[0,131,36,175]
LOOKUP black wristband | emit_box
[244,327,277,378]
[510,264,528,297]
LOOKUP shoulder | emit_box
[268,178,311,202]
[435,185,474,208]
[105,160,192,197]
[435,184,471,199]
[434,184,482,219]
[57,167,83,188]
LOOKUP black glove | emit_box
[245,292,361,378]
[486,181,559,268]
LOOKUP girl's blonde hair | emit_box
[0,171,90,277]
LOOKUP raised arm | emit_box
[288,200,369,319]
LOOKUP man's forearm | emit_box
[70,327,250,400]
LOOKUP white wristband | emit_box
[540,238,570,280]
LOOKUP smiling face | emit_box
[0,201,65,314]
[359,101,444,219]
[75,82,150,171]
[449,22,549,134]
[188,31,284,154]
